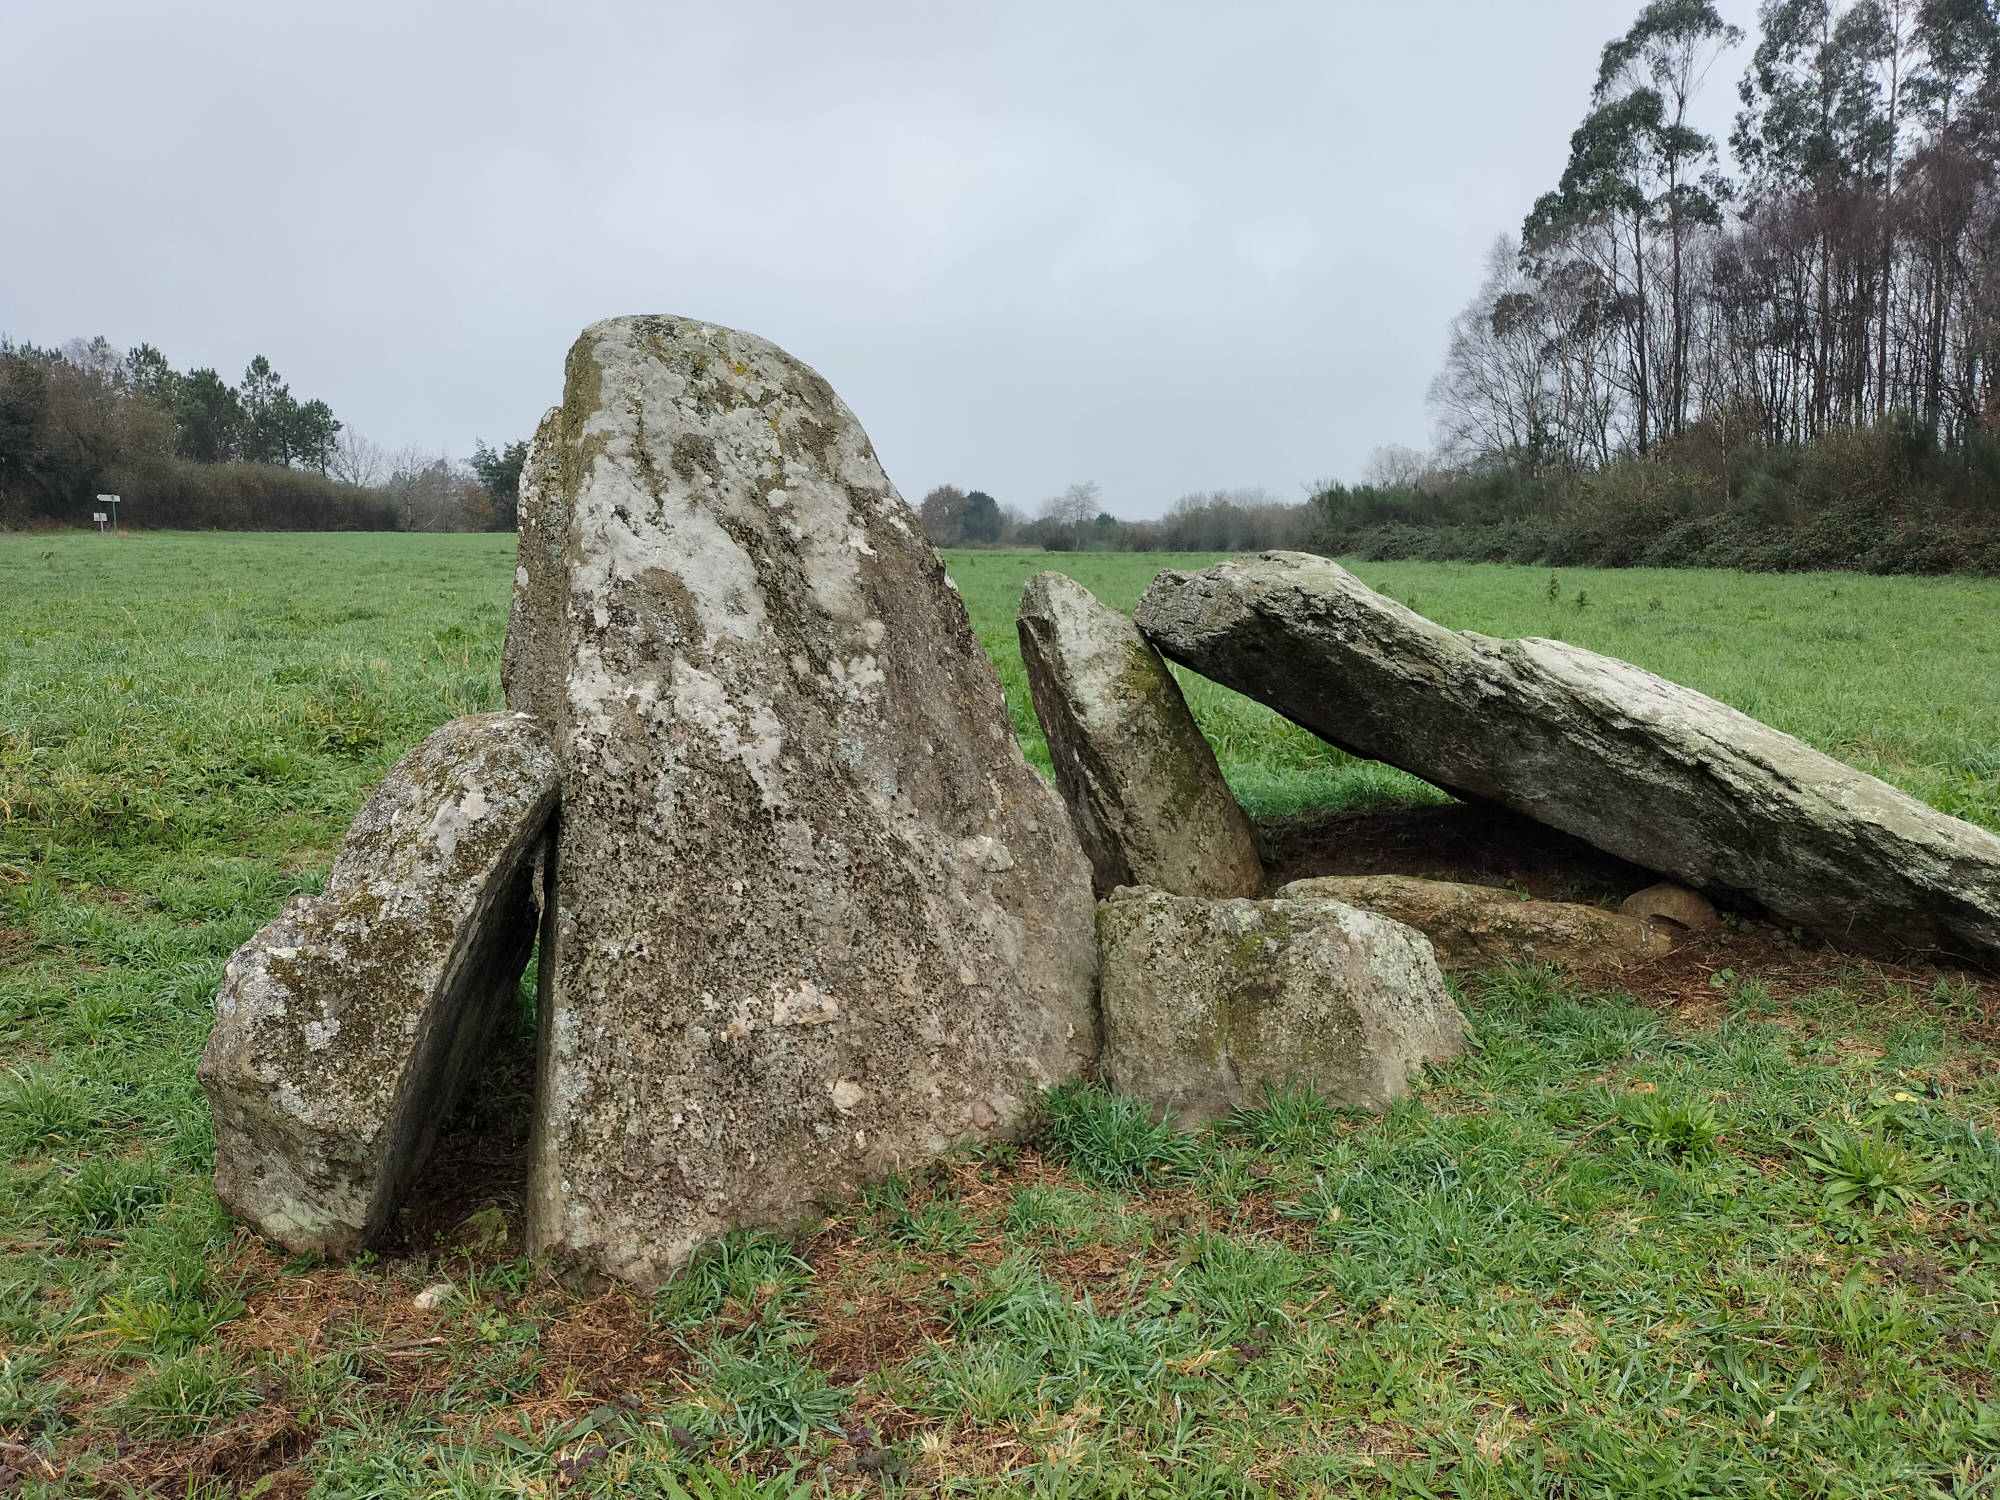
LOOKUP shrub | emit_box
[1306,423,2000,576]
[100,456,396,531]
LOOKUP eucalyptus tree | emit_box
[1596,1,1744,438]
[1435,0,2000,470]
[1735,0,1891,432]
[1525,90,1664,454]
[1905,0,2000,426]
[1526,2,1742,454]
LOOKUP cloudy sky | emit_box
[2,1,1759,518]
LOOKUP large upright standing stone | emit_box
[200,712,558,1257]
[1017,571,1262,898]
[1136,552,2000,968]
[504,316,1098,1285]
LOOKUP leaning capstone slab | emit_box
[504,315,1098,1285]
[1096,887,1466,1128]
[1017,571,1262,898]
[1277,875,1673,970]
[1137,552,2000,969]
[199,712,558,1258]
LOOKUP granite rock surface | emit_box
[1137,552,2000,968]
[200,712,558,1257]
[1017,570,1261,898]
[1096,887,1466,1128]
[1277,874,1674,970]
[504,316,1098,1284]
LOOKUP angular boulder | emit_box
[199,712,558,1257]
[504,315,1098,1285]
[1017,570,1262,898]
[1276,874,1673,970]
[1096,887,1466,1128]
[1136,552,2000,969]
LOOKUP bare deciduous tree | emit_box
[384,450,489,532]
[328,429,387,489]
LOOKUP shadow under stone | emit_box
[1257,800,1658,908]
[388,967,539,1257]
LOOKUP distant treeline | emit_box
[917,481,1317,554]
[921,414,2000,575]
[1315,421,2000,574]
[0,337,525,532]
[1375,0,2000,574]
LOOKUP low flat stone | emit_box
[1017,571,1262,898]
[1277,874,1673,970]
[504,316,1097,1285]
[1096,887,1467,1128]
[1136,552,2000,969]
[199,712,558,1258]
[1622,881,1720,934]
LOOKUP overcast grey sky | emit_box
[2,1,1759,518]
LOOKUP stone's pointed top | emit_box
[505,317,1096,1286]
[502,315,901,729]
[1018,570,1262,900]
[1136,552,2000,969]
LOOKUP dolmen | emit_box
[200,317,2000,1286]
[1135,552,2000,969]
[208,317,1102,1282]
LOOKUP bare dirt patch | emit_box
[1563,926,1999,1040]
[1261,802,1999,1042]
[92,1405,314,1499]
[805,1278,951,1384]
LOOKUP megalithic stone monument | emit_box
[1136,551,2000,969]
[199,712,559,1256]
[503,316,1098,1285]
[1016,570,1264,899]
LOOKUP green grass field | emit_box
[3,532,1999,1496]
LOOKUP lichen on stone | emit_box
[200,712,559,1259]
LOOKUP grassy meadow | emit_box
[1,531,1999,1495]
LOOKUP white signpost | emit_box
[95,493,120,533]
